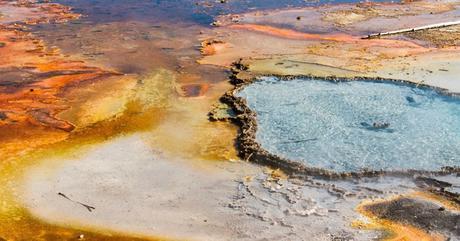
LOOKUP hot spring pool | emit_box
[236,77,460,173]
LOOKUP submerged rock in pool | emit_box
[236,77,460,173]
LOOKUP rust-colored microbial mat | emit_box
[1,0,460,240]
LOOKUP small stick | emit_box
[58,192,95,212]
[362,20,460,39]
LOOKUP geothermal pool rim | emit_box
[213,71,460,180]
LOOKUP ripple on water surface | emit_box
[236,77,460,173]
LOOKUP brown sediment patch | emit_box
[410,192,460,212]
[356,193,460,240]
[175,73,211,97]
[413,176,460,209]
[27,109,75,132]
[177,83,210,97]
[355,196,446,241]
[200,39,230,56]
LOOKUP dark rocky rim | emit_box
[212,68,460,180]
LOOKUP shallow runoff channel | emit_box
[236,77,460,173]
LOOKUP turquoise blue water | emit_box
[236,77,460,172]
